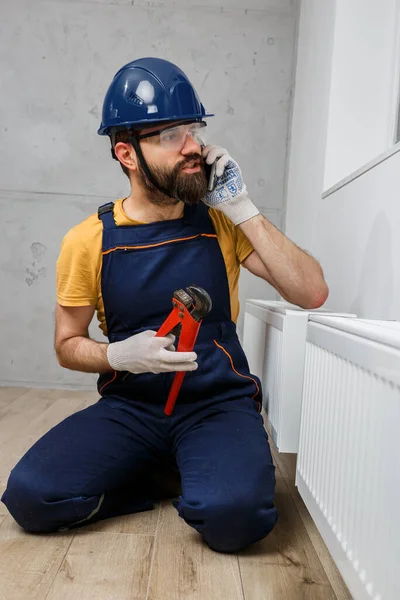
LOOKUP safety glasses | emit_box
[135,121,207,151]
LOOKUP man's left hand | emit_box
[202,145,259,226]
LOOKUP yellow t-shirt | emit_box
[56,199,254,336]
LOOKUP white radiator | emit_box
[296,315,400,600]
[242,300,353,452]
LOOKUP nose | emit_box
[180,132,201,156]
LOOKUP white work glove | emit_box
[202,145,260,226]
[107,330,198,374]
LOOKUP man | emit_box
[2,58,328,552]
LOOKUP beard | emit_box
[137,153,208,206]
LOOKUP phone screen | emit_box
[205,162,217,192]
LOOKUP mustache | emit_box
[175,154,204,172]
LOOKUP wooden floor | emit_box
[0,387,352,600]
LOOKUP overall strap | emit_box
[98,202,116,230]
[183,201,214,231]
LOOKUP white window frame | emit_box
[389,0,400,144]
[322,0,400,199]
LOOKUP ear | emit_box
[114,142,138,172]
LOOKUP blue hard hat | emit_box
[98,57,214,136]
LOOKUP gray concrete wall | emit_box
[0,0,297,389]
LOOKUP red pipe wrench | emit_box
[156,285,212,415]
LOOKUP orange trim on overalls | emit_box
[102,233,218,255]
[213,340,261,410]
[99,370,117,394]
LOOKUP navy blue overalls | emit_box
[2,201,278,552]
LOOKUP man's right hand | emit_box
[107,330,198,374]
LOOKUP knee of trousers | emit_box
[177,493,279,553]
[1,467,101,533]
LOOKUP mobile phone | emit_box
[205,161,218,192]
